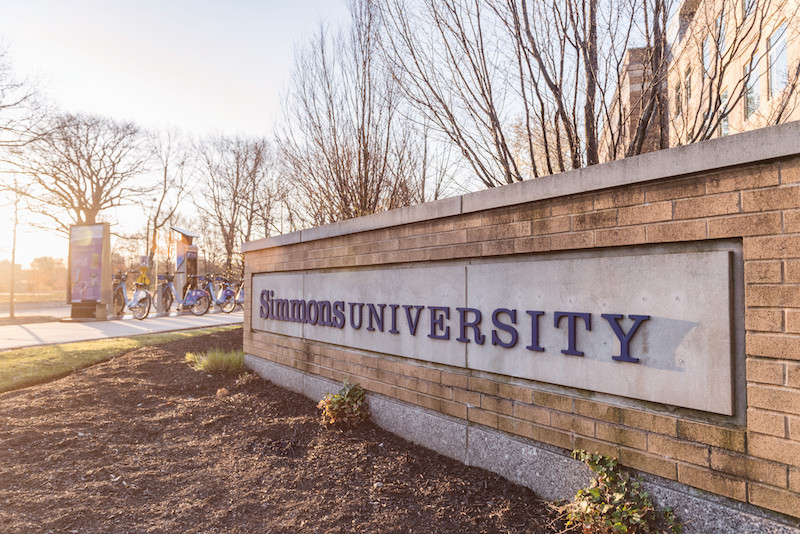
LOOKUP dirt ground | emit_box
[0,328,568,533]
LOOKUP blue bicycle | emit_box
[232,277,245,308]
[158,274,210,315]
[200,275,237,313]
[112,271,152,320]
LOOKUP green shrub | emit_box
[562,450,681,533]
[317,379,369,428]
[185,349,245,374]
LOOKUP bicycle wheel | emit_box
[220,291,236,313]
[190,292,210,316]
[132,291,152,320]
[112,288,125,317]
[161,287,174,313]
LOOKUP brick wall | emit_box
[244,140,800,520]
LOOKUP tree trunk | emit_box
[583,0,599,166]
[9,202,17,319]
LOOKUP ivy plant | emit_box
[562,450,681,533]
[317,379,370,428]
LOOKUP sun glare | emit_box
[0,204,67,268]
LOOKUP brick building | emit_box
[602,0,800,161]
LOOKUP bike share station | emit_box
[162,226,237,315]
[66,224,237,321]
[66,224,203,321]
[173,227,198,297]
[67,223,112,321]
[161,226,199,315]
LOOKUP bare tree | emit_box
[144,130,190,271]
[11,113,150,234]
[238,140,283,243]
[195,135,271,272]
[0,45,45,149]
[276,0,422,226]
[1,176,22,317]
[251,160,288,239]
[0,47,49,315]
[378,0,526,187]
[378,0,674,183]
[110,231,146,276]
[415,120,461,202]
[381,0,800,181]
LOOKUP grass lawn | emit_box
[0,325,239,393]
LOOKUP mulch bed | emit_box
[0,327,568,533]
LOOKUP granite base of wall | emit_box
[245,354,800,534]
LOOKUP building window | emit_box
[685,67,692,102]
[720,91,729,136]
[675,82,682,116]
[702,36,711,76]
[744,57,759,119]
[769,23,788,98]
[717,14,726,56]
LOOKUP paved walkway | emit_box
[0,304,71,320]
[0,310,244,351]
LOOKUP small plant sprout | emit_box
[317,379,369,428]
[562,450,681,533]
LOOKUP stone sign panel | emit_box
[252,246,736,415]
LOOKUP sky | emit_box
[0,0,350,268]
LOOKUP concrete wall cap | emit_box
[241,232,302,252]
[243,121,800,252]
